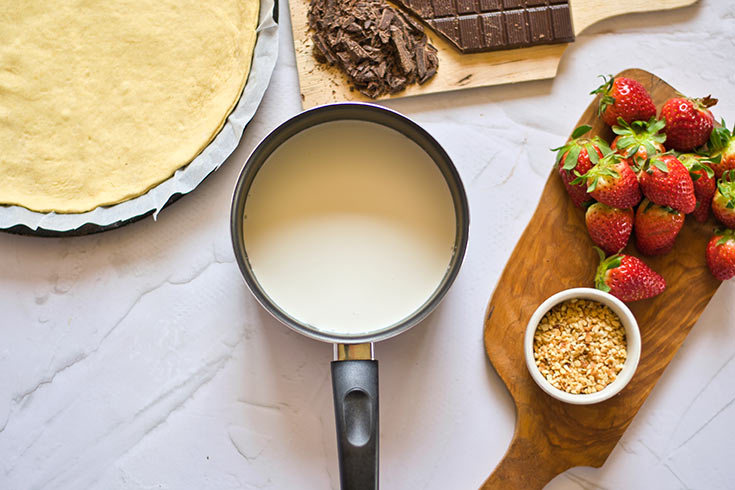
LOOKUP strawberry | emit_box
[585,203,634,254]
[712,170,735,228]
[591,75,656,127]
[705,229,735,281]
[572,153,641,209]
[678,153,716,222]
[634,199,684,256]
[594,248,666,302]
[610,117,666,170]
[552,125,610,208]
[639,153,696,213]
[660,95,717,151]
[706,120,735,178]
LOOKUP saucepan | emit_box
[230,103,469,489]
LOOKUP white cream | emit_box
[243,120,456,335]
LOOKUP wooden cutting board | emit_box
[480,68,722,489]
[290,0,698,108]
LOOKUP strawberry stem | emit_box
[594,247,621,293]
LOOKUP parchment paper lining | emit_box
[0,0,278,233]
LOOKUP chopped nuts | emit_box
[533,298,627,395]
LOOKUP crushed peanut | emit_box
[533,298,627,395]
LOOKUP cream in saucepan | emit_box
[243,120,456,335]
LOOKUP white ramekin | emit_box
[524,287,641,405]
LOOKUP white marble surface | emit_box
[1,1,734,488]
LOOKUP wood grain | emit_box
[480,68,722,490]
[289,0,698,108]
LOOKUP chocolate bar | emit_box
[391,0,575,53]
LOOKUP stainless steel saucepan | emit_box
[230,103,469,489]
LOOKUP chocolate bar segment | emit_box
[505,10,529,47]
[527,7,552,43]
[502,0,524,8]
[481,13,506,48]
[479,0,502,11]
[456,0,478,15]
[392,0,575,53]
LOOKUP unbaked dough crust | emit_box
[0,0,259,213]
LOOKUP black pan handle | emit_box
[331,358,379,490]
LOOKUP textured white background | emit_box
[1,1,734,489]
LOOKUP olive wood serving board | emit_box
[480,68,722,489]
[289,0,698,108]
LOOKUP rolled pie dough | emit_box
[0,0,259,213]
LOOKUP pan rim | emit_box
[230,102,469,344]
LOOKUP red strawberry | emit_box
[553,125,610,208]
[610,117,666,170]
[707,120,735,178]
[573,153,641,209]
[585,203,634,254]
[639,154,696,213]
[591,75,656,127]
[706,229,735,281]
[634,199,684,256]
[660,95,717,151]
[594,248,666,302]
[678,153,716,222]
[712,170,735,228]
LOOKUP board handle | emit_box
[480,434,568,490]
[572,0,698,35]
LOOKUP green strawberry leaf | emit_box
[653,159,670,173]
[649,118,666,133]
[563,145,583,171]
[709,124,732,152]
[570,170,586,185]
[606,256,622,271]
[596,138,613,156]
[572,125,592,139]
[591,74,614,96]
[585,144,600,165]
[643,141,657,159]
[595,252,623,294]
[598,94,615,117]
[717,171,735,204]
[617,135,635,150]
[553,146,566,165]
[715,229,735,246]
[552,140,575,165]
[692,162,715,179]
[593,247,613,292]
[632,156,645,172]
[612,125,627,136]
[599,168,620,179]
